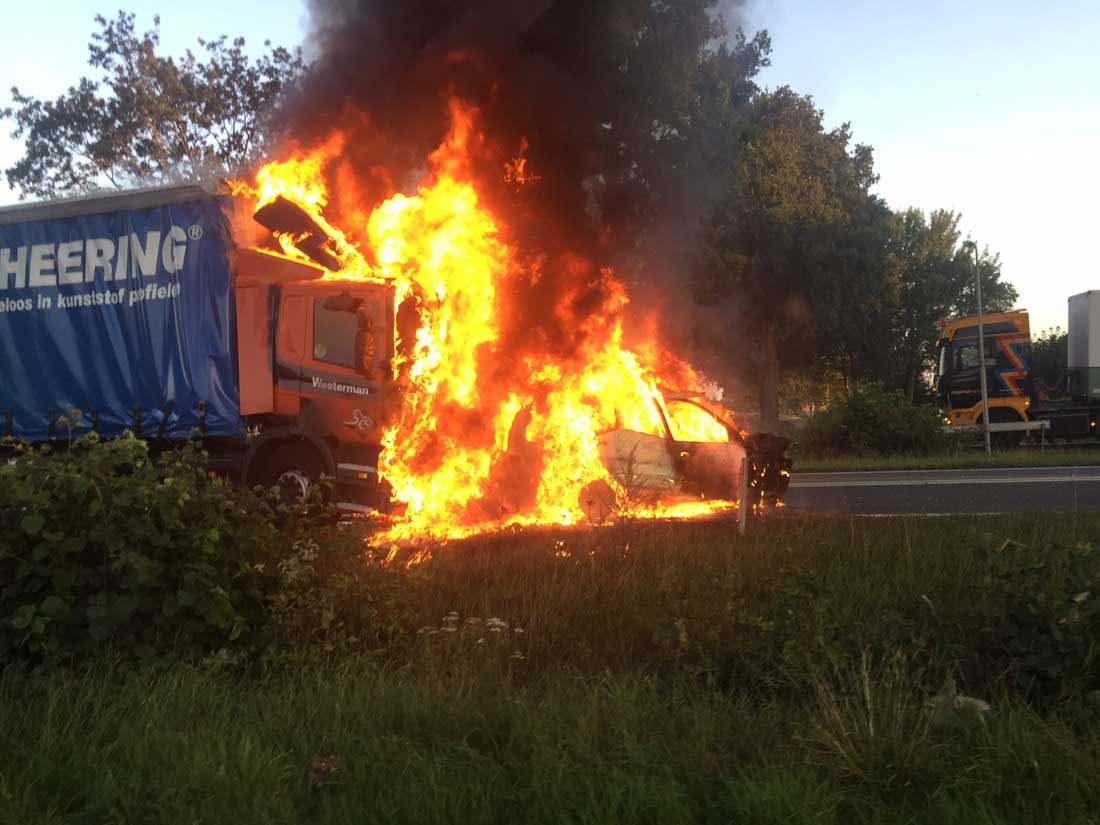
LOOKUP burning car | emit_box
[475,391,791,527]
[582,395,791,520]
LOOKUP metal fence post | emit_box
[964,240,991,455]
[738,456,749,536]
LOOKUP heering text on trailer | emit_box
[0,226,192,290]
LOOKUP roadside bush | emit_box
[972,538,1100,701]
[0,435,411,667]
[795,384,954,457]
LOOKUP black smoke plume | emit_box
[282,0,765,379]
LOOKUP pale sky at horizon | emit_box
[2,0,1097,335]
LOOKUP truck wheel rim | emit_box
[276,468,311,502]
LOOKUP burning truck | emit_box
[0,102,790,540]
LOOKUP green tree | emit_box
[1029,326,1068,396]
[953,245,1017,317]
[811,188,901,389]
[695,87,894,429]
[891,208,965,401]
[545,6,772,282]
[2,11,305,199]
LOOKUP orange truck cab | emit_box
[233,249,398,512]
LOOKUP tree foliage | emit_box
[695,87,894,428]
[523,5,772,285]
[1029,327,1068,395]
[594,13,771,363]
[2,11,305,199]
[603,23,772,246]
[693,79,1021,421]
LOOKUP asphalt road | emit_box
[785,466,1100,514]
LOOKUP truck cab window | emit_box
[955,340,994,371]
[955,342,978,370]
[313,298,359,369]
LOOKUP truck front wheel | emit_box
[253,441,327,504]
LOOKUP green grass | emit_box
[6,513,1100,823]
[4,661,1099,825]
[794,447,1100,472]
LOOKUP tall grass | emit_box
[801,651,938,785]
[5,513,1100,823]
[3,659,1100,824]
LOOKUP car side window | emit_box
[312,298,359,369]
[665,400,730,443]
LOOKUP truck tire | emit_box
[253,440,327,504]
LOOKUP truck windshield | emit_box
[952,339,996,372]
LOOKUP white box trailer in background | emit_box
[1067,291,1100,401]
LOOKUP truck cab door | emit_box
[298,287,394,451]
[274,291,309,415]
[946,337,996,410]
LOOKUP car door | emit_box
[663,399,747,500]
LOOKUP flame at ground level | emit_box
[235,101,741,541]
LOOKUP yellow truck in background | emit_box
[935,309,1032,430]
[936,293,1100,445]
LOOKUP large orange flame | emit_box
[234,100,739,540]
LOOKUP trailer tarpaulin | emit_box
[0,195,242,440]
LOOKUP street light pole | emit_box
[964,240,992,455]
